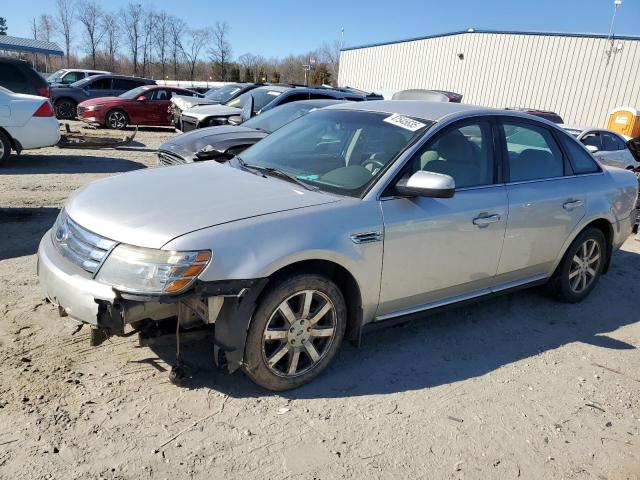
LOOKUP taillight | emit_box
[33,101,55,117]
[37,86,51,98]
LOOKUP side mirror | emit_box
[585,145,599,154]
[136,95,147,102]
[227,115,242,125]
[241,96,254,122]
[394,170,455,198]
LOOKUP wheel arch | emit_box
[260,259,364,345]
[0,127,18,153]
[554,217,614,276]
[54,96,77,106]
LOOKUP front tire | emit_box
[550,228,606,303]
[106,109,129,130]
[0,130,11,165]
[242,274,346,391]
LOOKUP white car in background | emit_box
[0,86,60,165]
[562,126,640,170]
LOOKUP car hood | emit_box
[159,125,267,160]
[183,104,241,120]
[64,161,340,249]
[78,96,123,106]
[171,95,220,111]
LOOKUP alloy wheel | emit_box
[568,239,601,293]
[261,290,337,378]
[0,140,4,158]
[56,101,75,119]
[108,111,127,129]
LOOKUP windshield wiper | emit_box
[234,157,318,191]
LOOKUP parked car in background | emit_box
[157,99,346,165]
[77,85,200,129]
[51,74,156,120]
[0,86,60,165]
[0,57,50,98]
[392,89,463,102]
[47,69,110,86]
[562,126,640,170]
[180,85,383,132]
[505,107,564,124]
[170,83,261,129]
[38,101,637,390]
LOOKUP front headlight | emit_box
[85,104,103,111]
[95,244,211,295]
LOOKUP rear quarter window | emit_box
[0,63,27,82]
[558,134,601,174]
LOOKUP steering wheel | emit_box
[361,159,386,174]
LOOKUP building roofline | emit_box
[340,29,640,52]
[0,35,64,56]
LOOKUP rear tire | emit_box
[242,274,346,391]
[549,228,606,303]
[0,130,11,166]
[106,109,129,130]
[55,98,77,119]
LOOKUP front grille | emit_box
[181,116,198,132]
[53,211,116,274]
[77,106,87,116]
[157,151,187,166]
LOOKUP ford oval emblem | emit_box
[55,225,68,242]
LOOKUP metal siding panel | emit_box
[338,32,640,126]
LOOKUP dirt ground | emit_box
[0,123,639,480]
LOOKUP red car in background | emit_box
[77,85,199,129]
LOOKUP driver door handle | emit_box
[472,213,501,228]
[563,199,584,211]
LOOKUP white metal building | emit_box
[338,30,640,127]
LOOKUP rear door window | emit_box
[601,132,626,151]
[89,78,112,90]
[502,121,565,182]
[112,78,143,90]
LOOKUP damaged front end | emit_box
[90,279,268,373]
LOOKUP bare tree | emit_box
[31,18,38,39]
[154,11,171,79]
[141,7,155,77]
[120,2,143,75]
[183,29,210,80]
[102,13,119,71]
[37,14,55,42]
[209,21,232,81]
[168,16,186,80]
[320,36,344,86]
[55,0,75,67]
[77,1,105,69]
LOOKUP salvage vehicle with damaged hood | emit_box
[170,83,260,130]
[38,101,638,391]
[157,99,346,166]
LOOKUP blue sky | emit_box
[3,0,639,58]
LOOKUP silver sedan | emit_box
[37,101,638,390]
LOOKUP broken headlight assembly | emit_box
[95,244,211,295]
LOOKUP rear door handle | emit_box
[563,199,584,211]
[472,214,501,228]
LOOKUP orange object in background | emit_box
[607,107,640,138]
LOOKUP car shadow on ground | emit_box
[1,154,146,174]
[148,248,640,399]
[0,207,60,260]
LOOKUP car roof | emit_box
[253,85,291,93]
[294,99,348,107]
[324,100,491,122]
[89,73,153,82]
[561,125,622,136]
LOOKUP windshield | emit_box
[238,110,427,197]
[226,88,284,112]
[119,86,149,99]
[242,102,319,134]
[47,70,65,81]
[205,84,244,102]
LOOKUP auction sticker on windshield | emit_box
[383,114,426,131]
